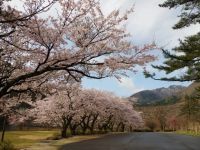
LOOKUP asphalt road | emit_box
[60,132,200,150]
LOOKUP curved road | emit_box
[60,132,200,150]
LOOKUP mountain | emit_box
[129,85,186,106]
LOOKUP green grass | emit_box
[1,130,101,150]
[176,130,200,137]
[3,130,59,149]
[47,135,101,150]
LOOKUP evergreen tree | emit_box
[145,0,200,82]
[145,33,200,81]
[159,0,200,29]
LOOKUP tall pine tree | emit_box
[159,0,200,29]
[145,0,200,82]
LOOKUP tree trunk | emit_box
[98,125,103,133]
[129,126,133,132]
[116,123,121,132]
[109,123,114,132]
[70,125,77,135]
[89,127,94,134]
[61,126,67,138]
[61,119,67,138]
[80,115,88,134]
[89,115,98,134]
[1,116,6,142]
[82,127,87,135]
[70,129,76,135]
[103,124,108,132]
[121,123,125,132]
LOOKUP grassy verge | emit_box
[29,135,101,150]
[1,131,101,150]
[176,130,200,137]
[3,130,58,149]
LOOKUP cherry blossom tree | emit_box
[0,96,33,141]
[0,0,156,99]
[98,98,143,132]
[0,0,57,39]
[78,89,117,134]
[1,0,153,141]
[30,83,81,137]
[29,87,143,138]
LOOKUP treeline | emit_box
[137,96,180,107]
[139,87,200,133]
[9,85,143,138]
[179,87,200,132]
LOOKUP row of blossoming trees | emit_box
[3,83,143,138]
[31,85,143,137]
[1,0,156,141]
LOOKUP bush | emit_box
[0,140,16,150]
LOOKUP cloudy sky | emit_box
[9,0,199,97]
[82,0,199,97]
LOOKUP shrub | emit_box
[0,140,16,150]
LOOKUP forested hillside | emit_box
[132,82,200,132]
[129,85,185,106]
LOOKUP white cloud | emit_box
[117,77,143,94]
[100,0,128,15]
[100,0,199,48]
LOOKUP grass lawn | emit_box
[3,130,58,149]
[176,130,200,137]
[28,135,101,150]
[2,130,101,150]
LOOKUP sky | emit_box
[9,0,199,97]
[82,0,200,97]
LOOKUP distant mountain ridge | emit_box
[129,85,186,105]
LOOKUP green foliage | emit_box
[147,33,200,81]
[153,96,179,106]
[0,140,16,150]
[2,131,100,150]
[176,130,200,137]
[159,0,200,29]
[146,0,200,82]
[4,130,59,149]
[136,95,180,106]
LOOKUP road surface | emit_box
[60,132,200,150]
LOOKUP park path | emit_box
[60,132,200,150]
